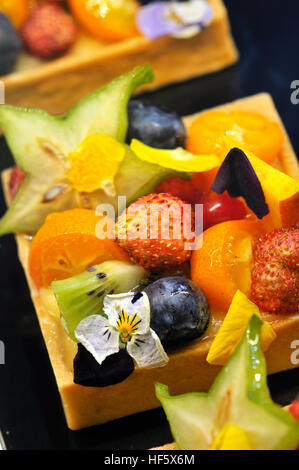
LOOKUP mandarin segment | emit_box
[29,208,130,288]
[67,133,126,194]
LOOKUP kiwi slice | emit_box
[52,260,148,341]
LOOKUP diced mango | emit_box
[210,424,253,450]
[207,290,276,365]
[130,139,220,173]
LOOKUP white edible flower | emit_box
[75,291,169,369]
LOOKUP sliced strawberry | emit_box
[9,165,26,198]
[251,227,299,315]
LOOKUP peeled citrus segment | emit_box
[207,290,276,366]
[210,424,253,450]
[187,110,283,164]
[67,133,126,195]
[29,208,130,289]
[130,138,220,173]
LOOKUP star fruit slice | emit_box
[0,65,154,235]
[156,315,299,450]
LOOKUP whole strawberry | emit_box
[116,193,194,271]
[251,227,299,315]
[21,2,78,59]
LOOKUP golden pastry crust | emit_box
[2,0,238,115]
[1,93,299,430]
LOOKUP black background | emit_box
[0,0,298,450]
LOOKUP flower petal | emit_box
[136,0,213,40]
[172,0,213,27]
[127,329,169,368]
[75,314,120,365]
[211,147,269,219]
[103,291,151,336]
[137,3,177,39]
[73,344,134,388]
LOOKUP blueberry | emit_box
[0,13,21,76]
[126,100,186,149]
[144,276,209,347]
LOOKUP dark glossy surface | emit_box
[0,0,298,450]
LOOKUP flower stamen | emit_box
[117,309,141,343]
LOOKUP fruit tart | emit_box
[0,65,298,431]
[0,0,238,114]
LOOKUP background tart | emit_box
[2,0,238,115]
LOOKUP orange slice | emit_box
[187,111,283,165]
[28,208,130,289]
[68,0,140,42]
[191,219,265,313]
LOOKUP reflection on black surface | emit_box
[0,0,298,450]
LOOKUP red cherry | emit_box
[289,400,299,420]
[155,176,204,205]
[9,165,26,198]
[202,191,247,231]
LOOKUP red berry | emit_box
[251,227,299,314]
[289,400,299,420]
[116,193,194,271]
[9,165,25,198]
[21,2,78,59]
[202,191,247,231]
[155,176,203,205]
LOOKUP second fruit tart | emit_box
[1,0,238,114]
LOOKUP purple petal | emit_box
[73,344,134,387]
[211,148,269,219]
[136,3,178,39]
[136,1,213,40]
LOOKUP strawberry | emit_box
[251,227,299,315]
[9,165,26,198]
[155,176,203,205]
[116,193,194,271]
[289,399,299,420]
[21,2,77,59]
